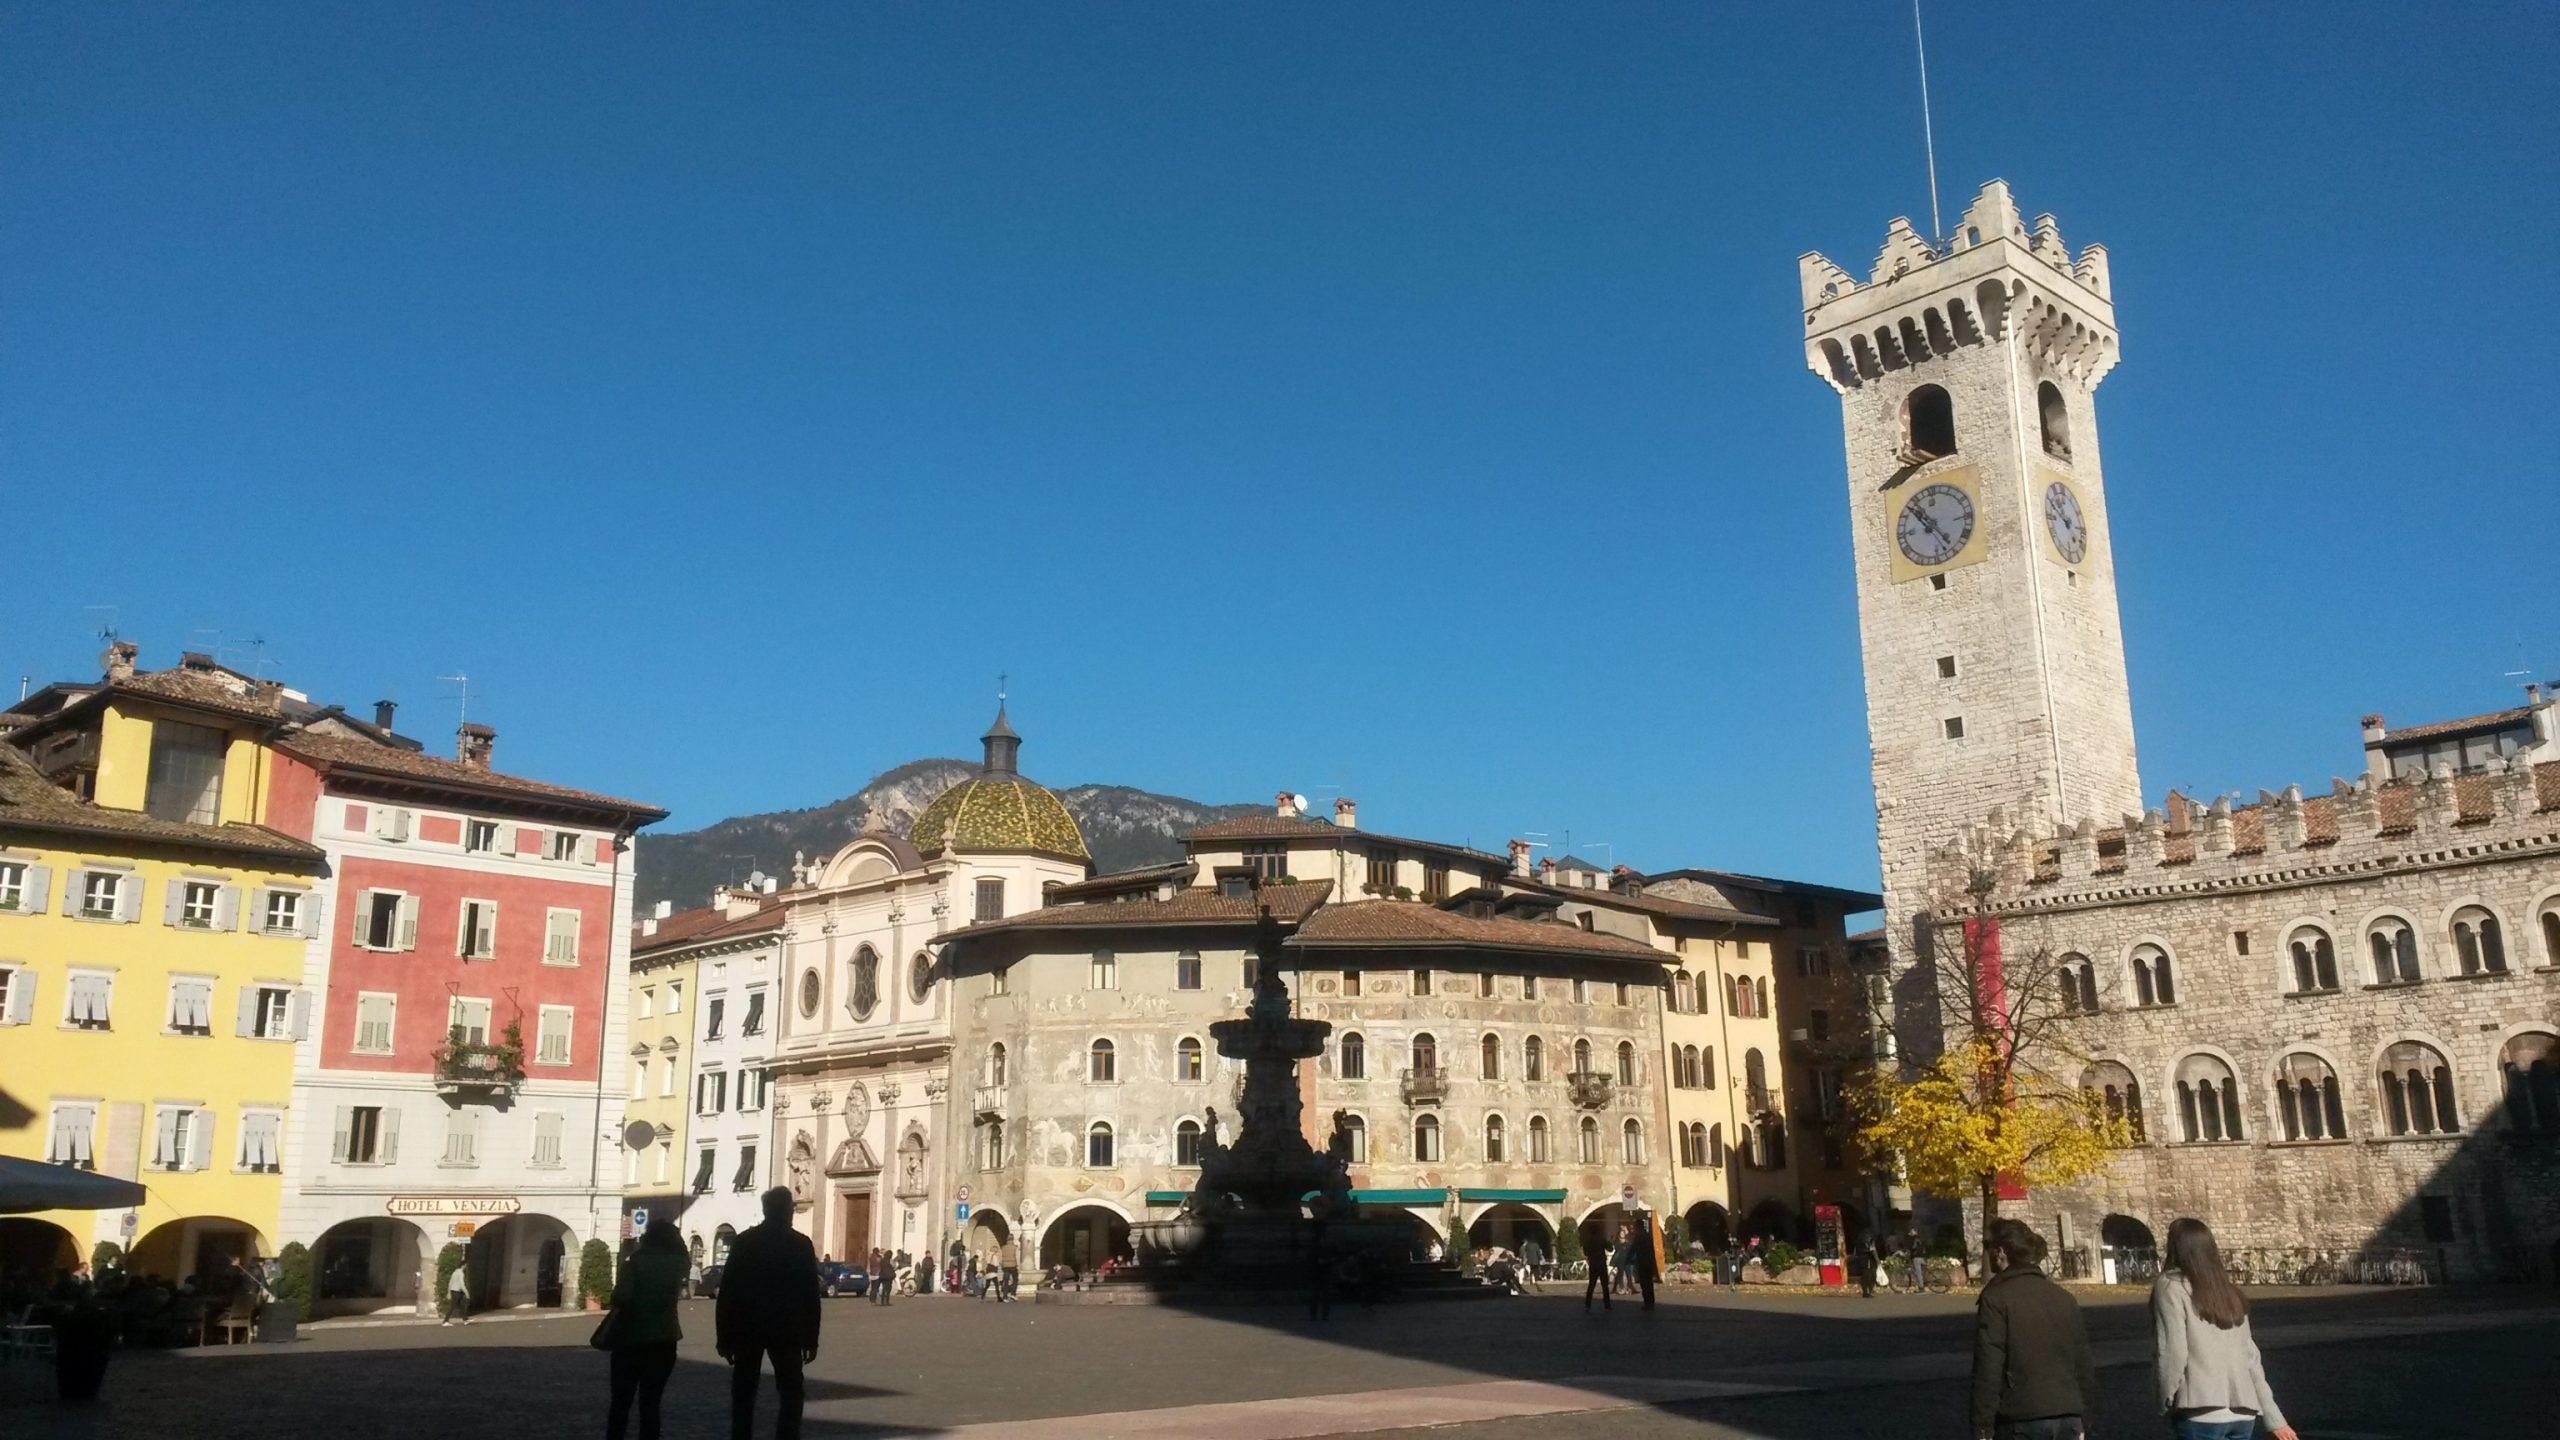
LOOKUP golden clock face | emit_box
[1896,483,1976,567]
[2043,480,2088,564]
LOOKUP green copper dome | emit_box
[908,705,1089,864]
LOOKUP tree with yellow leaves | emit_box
[1851,833,2132,1258]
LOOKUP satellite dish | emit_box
[621,1120,656,1150]
[1291,794,1311,815]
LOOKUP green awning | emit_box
[1144,1191,1190,1206]
[1348,1188,1448,1206]
[1459,1188,1566,1204]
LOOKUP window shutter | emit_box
[290,990,311,1041]
[584,836,602,866]
[213,885,240,932]
[396,895,419,950]
[188,1110,215,1171]
[332,1106,352,1163]
[163,880,187,927]
[246,888,270,931]
[15,864,45,913]
[119,878,143,923]
[153,1107,178,1168]
[60,870,82,917]
[379,1106,401,1163]
[353,890,375,946]
[5,971,31,1024]
[235,987,257,1037]
[302,891,326,940]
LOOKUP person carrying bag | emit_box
[598,1222,687,1440]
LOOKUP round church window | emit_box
[798,969,821,1018]
[910,952,934,1002]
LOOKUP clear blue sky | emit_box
[8,4,2554,896]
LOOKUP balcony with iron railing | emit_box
[434,1027,525,1094]
[1399,1067,1447,1106]
[972,1084,1007,1119]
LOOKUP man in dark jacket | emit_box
[1970,1218,2097,1440]
[718,1187,823,1440]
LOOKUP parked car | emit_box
[691,1264,723,1299]
[817,1260,869,1298]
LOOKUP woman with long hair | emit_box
[604,1220,688,1440]
[2153,1218,2294,1440]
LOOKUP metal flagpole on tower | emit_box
[1913,0,1944,242]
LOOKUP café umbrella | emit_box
[0,1155,147,1214]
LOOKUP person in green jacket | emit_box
[606,1222,688,1440]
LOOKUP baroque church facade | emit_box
[1806,179,2560,1280]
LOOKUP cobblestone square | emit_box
[7,1286,2552,1439]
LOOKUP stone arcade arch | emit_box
[1036,1202,1131,1275]
[130,1214,266,1286]
[0,1217,79,1279]
[313,1216,434,1316]
[462,1212,577,1310]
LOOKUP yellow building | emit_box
[624,904,699,1222]
[0,658,326,1282]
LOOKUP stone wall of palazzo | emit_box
[1945,760,2560,1280]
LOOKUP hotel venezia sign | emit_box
[386,1197,523,1217]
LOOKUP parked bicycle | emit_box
[1881,1253,1958,1294]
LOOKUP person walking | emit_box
[443,1258,471,1326]
[1581,1224,1612,1311]
[1969,1219,2097,1440]
[1626,1217,1658,1310]
[996,1237,1020,1302]
[1520,1234,1547,1287]
[718,1186,823,1440]
[1853,1236,1879,1299]
[868,1248,892,1307]
[604,1221,687,1440]
[2152,1218,2295,1440]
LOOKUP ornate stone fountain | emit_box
[1051,911,1478,1304]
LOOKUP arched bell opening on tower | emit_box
[1899,384,1956,463]
[2038,381,2073,462]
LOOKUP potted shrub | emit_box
[577,1238,615,1310]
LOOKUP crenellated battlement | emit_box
[1940,757,2560,913]
[1800,179,2119,395]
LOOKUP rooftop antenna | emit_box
[997,671,1008,706]
[1912,0,1945,241]
[85,605,121,645]
[437,672,472,729]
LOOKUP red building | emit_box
[268,712,664,1316]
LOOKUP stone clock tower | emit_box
[1801,179,2142,969]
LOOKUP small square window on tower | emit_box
[1929,573,1949,592]
[1943,717,1966,741]
[2232,930,2251,956]
[1936,656,1957,679]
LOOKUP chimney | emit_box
[102,639,138,681]
[1508,838,1532,877]
[1275,791,1300,819]
[653,900,673,920]
[180,651,217,672]
[1537,856,1558,884]
[2360,713,2391,782]
[1333,798,1357,830]
[457,722,496,769]
[374,699,399,731]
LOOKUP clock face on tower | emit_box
[1896,483,1976,567]
[2043,480,2088,564]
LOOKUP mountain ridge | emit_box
[632,760,1264,912]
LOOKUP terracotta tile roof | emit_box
[1503,878,1777,928]
[939,880,1334,940]
[1045,862,1197,901]
[2381,706,2534,742]
[113,668,286,722]
[1637,867,1885,910]
[279,730,665,822]
[633,897,787,953]
[1183,815,1509,867]
[0,746,323,865]
[1291,900,1670,962]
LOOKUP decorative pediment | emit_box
[826,1136,880,1177]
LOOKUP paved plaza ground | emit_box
[6,1283,2553,1439]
